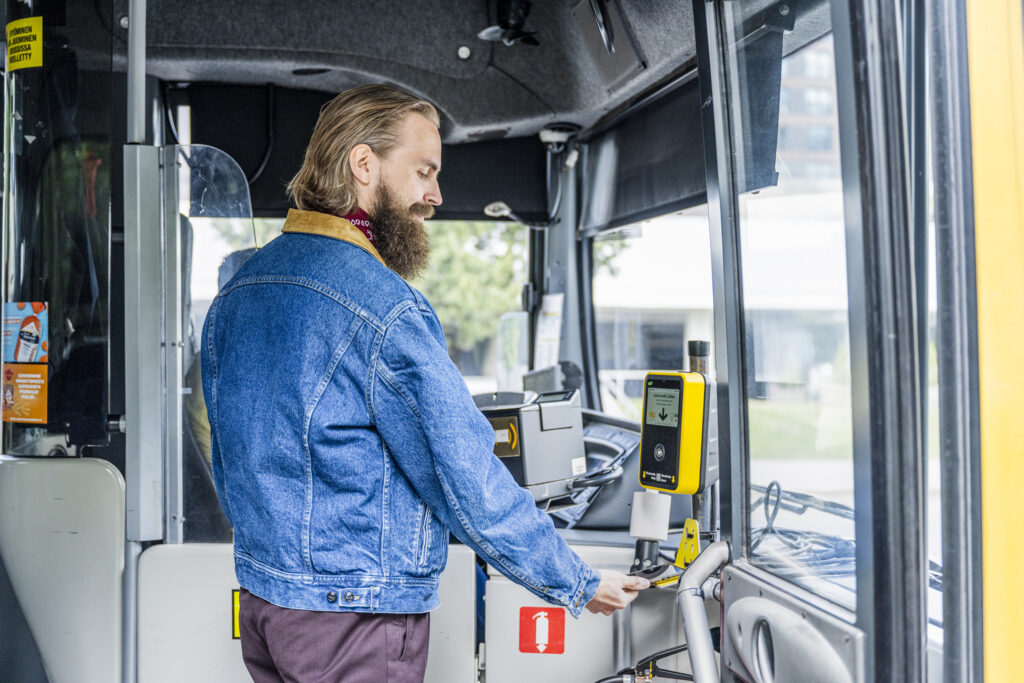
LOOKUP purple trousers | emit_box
[238,589,431,683]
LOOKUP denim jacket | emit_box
[202,209,601,616]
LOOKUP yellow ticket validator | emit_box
[638,371,709,495]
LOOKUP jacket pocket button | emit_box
[344,592,356,602]
[326,592,337,603]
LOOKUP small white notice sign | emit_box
[533,293,564,370]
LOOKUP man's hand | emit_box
[585,570,650,615]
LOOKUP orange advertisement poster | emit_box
[2,363,48,423]
[2,302,49,424]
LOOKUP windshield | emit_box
[411,220,529,395]
[591,204,715,422]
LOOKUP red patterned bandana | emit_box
[343,208,376,246]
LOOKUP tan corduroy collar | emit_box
[281,209,385,266]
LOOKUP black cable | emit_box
[594,643,694,683]
[569,464,623,489]
[636,643,691,680]
[545,151,565,222]
[636,642,689,666]
[247,83,275,187]
[163,84,181,145]
[747,479,859,587]
[750,481,855,520]
[524,138,571,228]
[750,481,943,597]
[750,479,858,563]
[749,479,782,552]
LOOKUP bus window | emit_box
[590,205,714,421]
[411,220,529,395]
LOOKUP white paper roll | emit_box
[629,490,672,541]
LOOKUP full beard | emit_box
[369,182,433,280]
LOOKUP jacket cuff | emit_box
[567,565,603,619]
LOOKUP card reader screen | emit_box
[645,387,680,427]
[640,376,684,491]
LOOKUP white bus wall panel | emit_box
[484,544,703,683]
[424,543,479,683]
[137,541,704,682]
[138,543,248,682]
[137,542,479,682]
[0,457,125,683]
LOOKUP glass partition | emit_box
[2,2,114,453]
[174,145,256,542]
[721,15,858,608]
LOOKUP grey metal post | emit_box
[676,541,729,682]
[124,3,160,680]
[127,0,147,144]
[545,165,584,384]
[122,540,142,683]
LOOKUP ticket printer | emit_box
[473,390,587,502]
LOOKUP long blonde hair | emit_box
[286,85,440,215]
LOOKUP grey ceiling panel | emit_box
[147,0,493,81]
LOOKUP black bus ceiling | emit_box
[57,0,819,142]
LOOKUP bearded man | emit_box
[201,84,647,683]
